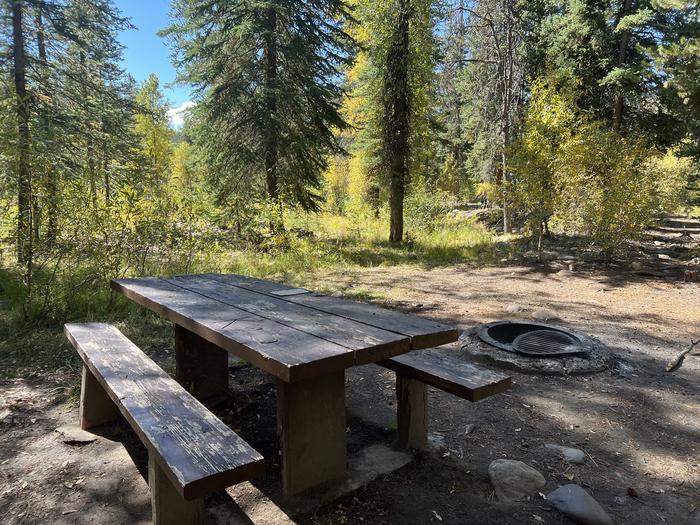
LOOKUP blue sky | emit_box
[114,0,193,124]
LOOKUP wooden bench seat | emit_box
[379,348,512,450]
[65,323,265,525]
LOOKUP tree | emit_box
[10,0,31,267]
[384,0,411,242]
[163,0,357,220]
[0,0,140,316]
[436,0,469,196]
[343,0,437,241]
[460,0,526,233]
[646,0,700,156]
[134,74,174,186]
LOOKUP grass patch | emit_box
[0,212,500,379]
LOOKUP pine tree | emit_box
[460,0,526,233]
[437,0,469,195]
[345,0,437,241]
[162,0,357,217]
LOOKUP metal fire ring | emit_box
[477,321,593,358]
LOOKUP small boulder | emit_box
[546,484,614,525]
[55,425,97,445]
[545,444,587,465]
[630,261,643,271]
[505,303,523,314]
[488,459,546,502]
[532,309,560,322]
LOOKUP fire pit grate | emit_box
[513,330,587,357]
[477,321,592,358]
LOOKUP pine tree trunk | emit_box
[612,0,635,133]
[37,9,56,244]
[387,0,410,244]
[12,0,31,266]
[500,0,516,234]
[264,7,279,202]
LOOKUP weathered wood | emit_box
[396,375,428,450]
[174,325,229,400]
[79,365,119,430]
[111,277,354,382]
[277,371,347,496]
[380,348,512,402]
[166,274,410,364]
[202,273,458,349]
[65,323,265,499]
[149,452,203,525]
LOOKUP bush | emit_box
[404,182,453,232]
[511,78,694,256]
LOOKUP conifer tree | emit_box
[163,0,357,216]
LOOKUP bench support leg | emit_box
[149,452,203,525]
[174,325,229,400]
[79,365,119,430]
[396,375,428,450]
[277,371,346,497]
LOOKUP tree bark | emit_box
[612,0,635,133]
[12,0,31,266]
[386,0,410,243]
[500,0,515,234]
[37,8,57,244]
[264,7,279,202]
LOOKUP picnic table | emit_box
[111,273,459,496]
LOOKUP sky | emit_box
[114,0,193,127]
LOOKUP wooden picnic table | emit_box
[111,273,458,496]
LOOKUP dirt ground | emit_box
[1,262,698,524]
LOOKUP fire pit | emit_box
[461,321,615,375]
[477,321,593,358]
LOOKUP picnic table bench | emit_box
[107,273,511,497]
[65,323,264,524]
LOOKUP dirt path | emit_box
[1,264,698,524]
[306,264,700,524]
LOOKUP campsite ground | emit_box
[1,260,698,524]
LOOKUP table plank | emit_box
[111,277,354,382]
[202,273,459,349]
[166,275,410,364]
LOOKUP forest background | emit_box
[0,0,698,328]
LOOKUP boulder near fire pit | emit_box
[461,321,615,375]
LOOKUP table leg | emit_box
[396,375,428,450]
[174,325,229,400]
[277,371,346,497]
[80,365,119,430]
[149,452,203,525]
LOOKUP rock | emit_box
[557,269,574,277]
[545,444,587,465]
[532,308,560,322]
[428,432,447,451]
[630,261,643,271]
[0,408,12,422]
[546,484,613,525]
[55,425,97,445]
[505,303,523,314]
[488,459,546,502]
